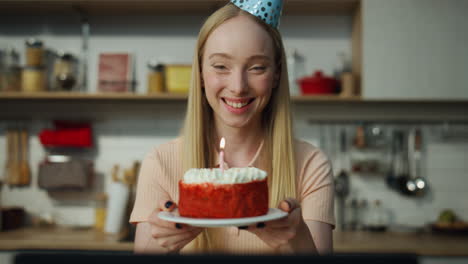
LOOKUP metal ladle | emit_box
[412,128,427,196]
[404,129,427,196]
[402,129,418,196]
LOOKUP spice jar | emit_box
[0,47,21,92]
[25,38,44,67]
[365,200,388,232]
[22,66,46,92]
[94,193,108,232]
[147,60,165,93]
[53,52,77,91]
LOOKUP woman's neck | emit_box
[214,121,264,168]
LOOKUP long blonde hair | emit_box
[181,3,296,252]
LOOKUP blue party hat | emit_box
[230,0,284,29]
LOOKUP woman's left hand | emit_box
[240,198,315,253]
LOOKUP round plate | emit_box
[158,208,288,228]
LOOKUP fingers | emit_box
[151,224,201,238]
[278,198,300,213]
[160,200,177,212]
[154,228,201,251]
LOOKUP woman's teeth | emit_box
[225,100,250,108]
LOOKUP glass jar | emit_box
[25,38,44,67]
[147,60,165,93]
[22,66,46,92]
[53,52,78,91]
[366,200,389,232]
[94,193,107,232]
[0,47,21,92]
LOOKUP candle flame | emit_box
[220,137,225,150]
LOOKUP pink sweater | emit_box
[130,137,335,254]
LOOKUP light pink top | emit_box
[130,137,335,254]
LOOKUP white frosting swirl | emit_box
[183,167,267,184]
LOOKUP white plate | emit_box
[158,208,288,228]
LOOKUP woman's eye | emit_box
[213,65,227,70]
[250,66,266,71]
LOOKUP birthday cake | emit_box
[178,167,269,218]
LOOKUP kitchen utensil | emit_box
[19,129,31,186]
[297,70,337,95]
[386,131,399,190]
[2,130,12,185]
[402,129,418,196]
[158,208,288,228]
[38,157,92,190]
[393,131,412,195]
[334,129,350,231]
[8,129,21,186]
[412,128,427,196]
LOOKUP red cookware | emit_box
[297,71,337,95]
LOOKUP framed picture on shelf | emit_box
[97,53,134,93]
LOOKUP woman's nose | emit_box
[228,70,249,95]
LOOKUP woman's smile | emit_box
[222,97,256,114]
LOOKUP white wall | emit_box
[362,0,468,99]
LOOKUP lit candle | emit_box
[219,137,226,173]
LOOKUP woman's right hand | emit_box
[147,200,203,253]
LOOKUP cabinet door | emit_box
[362,0,468,99]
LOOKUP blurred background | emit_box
[0,0,467,263]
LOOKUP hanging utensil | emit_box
[19,129,31,186]
[401,129,418,196]
[2,130,13,186]
[413,128,427,196]
[9,129,21,186]
[394,130,412,195]
[335,129,350,231]
[386,131,398,190]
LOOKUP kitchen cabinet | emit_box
[362,0,468,99]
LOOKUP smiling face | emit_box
[201,14,278,129]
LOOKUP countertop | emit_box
[0,227,133,251]
[1,227,467,256]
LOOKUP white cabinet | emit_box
[362,0,468,99]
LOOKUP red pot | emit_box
[297,71,337,95]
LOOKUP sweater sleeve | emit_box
[129,148,171,224]
[298,144,335,227]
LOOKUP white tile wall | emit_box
[334,126,468,228]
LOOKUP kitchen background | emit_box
[1,0,468,262]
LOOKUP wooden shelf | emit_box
[0,92,188,101]
[0,92,362,102]
[1,92,467,122]
[0,0,360,16]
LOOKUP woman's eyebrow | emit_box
[208,53,271,61]
[248,55,271,62]
[208,53,233,60]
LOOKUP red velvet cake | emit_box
[178,167,268,218]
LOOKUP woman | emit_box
[130,0,334,255]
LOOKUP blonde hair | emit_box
[181,3,296,253]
